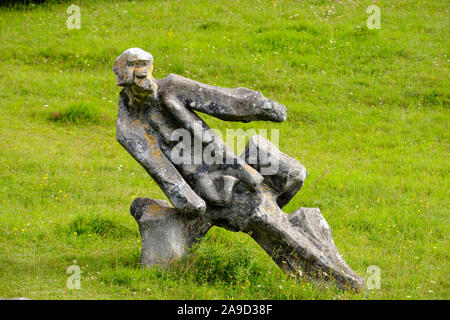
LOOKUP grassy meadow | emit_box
[0,0,448,299]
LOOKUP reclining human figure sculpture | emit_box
[113,48,364,291]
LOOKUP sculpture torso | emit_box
[118,81,261,209]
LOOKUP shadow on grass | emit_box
[47,102,113,125]
[56,213,134,239]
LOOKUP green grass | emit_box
[0,0,448,300]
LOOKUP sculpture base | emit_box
[130,198,211,267]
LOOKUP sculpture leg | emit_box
[130,198,211,266]
[241,136,363,291]
[241,135,308,209]
[248,196,364,291]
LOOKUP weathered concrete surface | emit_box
[114,48,364,291]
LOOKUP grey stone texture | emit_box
[113,48,364,291]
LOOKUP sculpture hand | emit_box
[174,183,207,216]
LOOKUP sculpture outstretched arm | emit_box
[116,95,206,216]
[159,74,287,123]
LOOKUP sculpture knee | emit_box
[195,172,238,206]
[241,135,307,209]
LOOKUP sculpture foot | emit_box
[248,201,364,292]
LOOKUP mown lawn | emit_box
[0,0,448,299]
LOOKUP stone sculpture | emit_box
[113,48,364,291]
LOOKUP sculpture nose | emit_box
[135,67,148,78]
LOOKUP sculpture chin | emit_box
[132,84,153,95]
[127,82,158,103]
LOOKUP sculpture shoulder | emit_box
[158,73,238,102]
[166,73,185,81]
[160,74,261,96]
[158,73,200,90]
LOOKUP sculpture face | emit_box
[130,60,156,96]
[113,48,157,99]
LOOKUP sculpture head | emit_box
[113,48,158,98]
